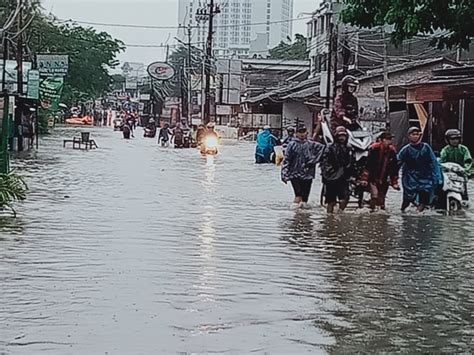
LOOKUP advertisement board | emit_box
[37,54,69,76]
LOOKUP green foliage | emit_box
[37,109,50,135]
[269,34,308,60]
[110,74,126,92]
[341,0,473,50]
[30,20,125,105]
[1,0,124,105]
[0,172,28,217]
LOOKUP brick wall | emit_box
[357,63,447,121]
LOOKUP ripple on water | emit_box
[0,126,473,353]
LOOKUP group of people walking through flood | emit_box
[255,76,472,213]
[278,121,471,213]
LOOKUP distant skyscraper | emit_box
[178,0,293,58]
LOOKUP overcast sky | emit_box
[41,0,319,66]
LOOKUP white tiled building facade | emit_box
[178,0,293,58]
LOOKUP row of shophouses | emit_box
[225,0,474,153]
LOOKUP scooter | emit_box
[123,124,131,139]
[320,108,373,207]
[438,162,469,212]
[183,131,192,149]
[113,119,123,131]
[200,135,218,155]
[144,127,156,138]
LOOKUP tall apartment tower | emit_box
[178,0,293,58]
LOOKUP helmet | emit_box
[445,129,461,140]
[342,75,359,92]
[296,125,307,133]
[287,126,295,133]
[149,118,155,123]
[335,126,348,136]
[408,126,421,135]
[207,122,215,128]
[263,125,271,130]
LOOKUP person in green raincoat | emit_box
[440,129,472,176]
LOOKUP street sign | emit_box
[27,70,40,99]
[37,54,69,76]
[147,62,175,81]
[216,105,232,116]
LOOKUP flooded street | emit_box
[1,127,473,354]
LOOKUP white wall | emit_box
[282,102,313,133]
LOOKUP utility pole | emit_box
[2,35,8,93]
[165,44,170,62]
[333,25,338,103]
[382,27,390,131]
[16,0,23,95]
[187,25,192,126]
[342,28,350,77]
[15,0,23,151]
[203,0,220,124]
[325,22,334,109]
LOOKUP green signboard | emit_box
[39,76,64,111]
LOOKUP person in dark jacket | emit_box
[281,125,324,206]
[174,123,184,148]
[398,126,443,212]
[331,76,359,133]
[282,127,295,147]
[360,132,400,211]
[158,123,172,146]
[321,126,354,213]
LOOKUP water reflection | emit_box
[1,127,472,353]
[281,211,473,353]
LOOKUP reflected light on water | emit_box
[197,210,217,299]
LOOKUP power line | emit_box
[57,16,312,31]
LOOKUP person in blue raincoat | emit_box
[255,125,279,164]
[398,126,443,212]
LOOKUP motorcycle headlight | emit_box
[205,136,218,148]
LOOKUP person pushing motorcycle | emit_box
[440,129,472,176]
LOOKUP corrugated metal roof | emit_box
[361,57,459,81]
[281,86,320,100]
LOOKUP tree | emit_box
[110,74,126,92]
[341,0,473,50]
[28,20,124,104]
[269,34,308,60]
[1,0,124,104]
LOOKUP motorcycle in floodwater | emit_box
[113,119,123,131]
[320,108,373,207]
[435,162,469,213]
[144,127,156,138]
[123,124,131,139]
[200,135,219,155]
